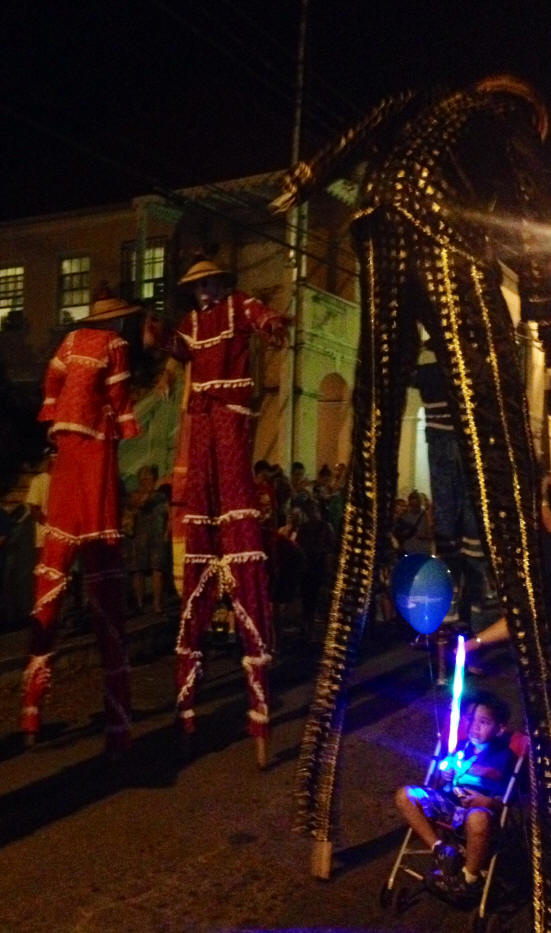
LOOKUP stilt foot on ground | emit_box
[255,735,269,769]
[311,839,332,879]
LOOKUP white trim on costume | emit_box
[69,354,107,368]
[106,371,130,385]
[191,377,253,392]
[45,524,121,545]
[51,421,107,439]
[186,294,235,349]
[182,509,261,526]
[226,404,256,416]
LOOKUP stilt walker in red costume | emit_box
[145,258,288,767]
[20,291,142,758]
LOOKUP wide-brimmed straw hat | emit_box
[80,293,143,323]
[177,258,236,289]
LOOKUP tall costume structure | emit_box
[146,258,287,765]
[20,294,141,757]
[272,76,551,929]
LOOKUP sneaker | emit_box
[432,840,462,875]
[427,867,483,904]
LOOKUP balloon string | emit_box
[425,634,442,741]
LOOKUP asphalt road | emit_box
[0,623,530,933]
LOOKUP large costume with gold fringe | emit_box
[273,78,551,930]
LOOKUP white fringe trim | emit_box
[105,370,130,385]
[248,708,269,724]
[45,525,121,545]
[191,377,253,391]
[68,354,106,368]
[226,405,257,416]
[35,564,66,581]
[50,422,107,440]
[188,294,235,348]
[34,580,68,609]
[182,509,261,526]
[108,337,127,350]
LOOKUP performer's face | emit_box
[194,276,223,309]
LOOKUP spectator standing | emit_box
[130,464,168,616]
[393,490,433,556]
[296,499,335,640]
[26,447,56,561]
[313,464,334,521]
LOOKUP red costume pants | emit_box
[20,434,131,755]
[174,400,271,737]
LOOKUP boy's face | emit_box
[468,703,502,748]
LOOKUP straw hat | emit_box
[178,257,236,289]
[81,288,143,323]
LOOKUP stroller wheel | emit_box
[379,881,396,909]
[471,909,502,933]
[396,885,413,914]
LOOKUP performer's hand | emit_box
[266,316,294,349]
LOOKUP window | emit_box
[121,237,166,302]
[58,256,90,324]
[0,265,24,327]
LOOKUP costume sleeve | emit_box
[237,292,288,339]
[106,337,139,439]
[37,346,67,423]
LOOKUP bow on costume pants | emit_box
[20,435,131,755]
[174,400,271,738]
[297,208,551,910]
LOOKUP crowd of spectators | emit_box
[0,455,348,647]
[253,459,347,644]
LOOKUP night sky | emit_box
[3,0,551,221]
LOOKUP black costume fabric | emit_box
[274,82,551,931]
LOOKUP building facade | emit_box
[0,174,547,501]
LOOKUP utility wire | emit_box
[215,0,365,123]
[147,0,351,139]
[201,181,360,268]
[155,184,359,280]
[1,97,359,279]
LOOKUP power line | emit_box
[147,0,352,140]
[200,181,359,269]
[215,0,365,124]
[154,183,359,281]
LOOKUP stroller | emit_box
[381,715,530,932]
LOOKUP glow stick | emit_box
[447,634,465,755]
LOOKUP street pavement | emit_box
[0,610,530,933]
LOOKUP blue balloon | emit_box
[391,554,453,634]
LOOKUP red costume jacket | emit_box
[39,328,138,441]
[164,291,283,411]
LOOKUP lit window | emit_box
[0,265,24,326]
[58,256,90,323]
[121,237,166,302]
